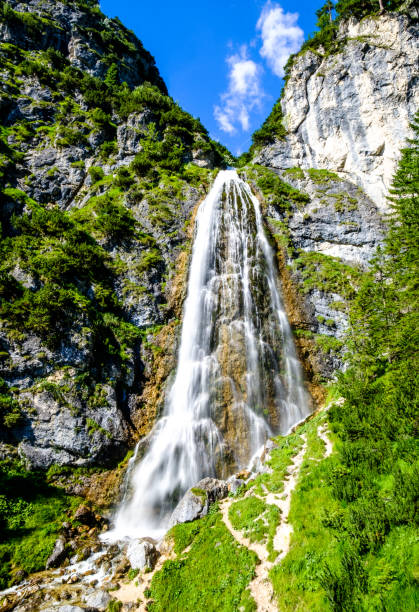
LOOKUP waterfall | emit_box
[109,170,310,540]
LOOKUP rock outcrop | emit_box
[1,0,166,92]
[168,478,229,527]
[255,13,419,210]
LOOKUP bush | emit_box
[89,166,105,183]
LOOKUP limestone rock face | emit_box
[84,590,111,611]
[245,165,384,376]
[255,13,419,210]
[1,0,167,92]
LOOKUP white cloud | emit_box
[257,1,304,78]
[214,47,264,134]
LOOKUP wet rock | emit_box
[43,607,85,612]
[126,538,159,571]
[236,470,251,481]
[113,557,130,579]
[73,505,96,527]
[46,536,67,569]
[169,477,229,527]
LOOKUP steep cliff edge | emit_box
[254,12,418,211]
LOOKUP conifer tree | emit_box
[386,111,419,293]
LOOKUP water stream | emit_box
[109,170,310,540]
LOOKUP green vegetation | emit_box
[148,509,257,611]
[107,600,123,612]
[285,1,407,79]
[0,456,83,588]
[315,334,344,354]
[251,100,287,150]
[294,251,362,300]
[229,496,268,539]
[283,166,305,180]
[245,165,310,212]
[229,496,281,560]
[0,378,21,428]
[307,168,341,184]
[330,192,358,212]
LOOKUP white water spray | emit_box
[109,170,310,540]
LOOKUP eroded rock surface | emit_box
[255,13,419,210]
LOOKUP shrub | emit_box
[89,166,105,183]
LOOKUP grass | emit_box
[229,496,269,542]
[240,432,304,498]
[148,508,257,611]
[0,457,83,588]
[307,169,341,184]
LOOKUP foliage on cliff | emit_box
[0,0,230,447]
[0,0,233,584]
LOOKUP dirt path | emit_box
[318,424,333,458]
[219,435,307,612]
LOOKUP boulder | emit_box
[73,504,96,527]
[126,537,159,571]
[168,477,229,527]
[46,535,67,569]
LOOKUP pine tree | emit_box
[386,111,419,295]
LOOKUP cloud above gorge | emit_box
[214,2,304,134]
[214,47,264,134]
[257,1,304,78]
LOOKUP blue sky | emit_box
[100,1,319,154]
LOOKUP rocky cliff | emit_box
[0,0,226,472]
[255,12,418,211]
[250,9,417,379]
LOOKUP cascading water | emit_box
[109,170,310,540]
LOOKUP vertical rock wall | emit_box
[255,13,419,210]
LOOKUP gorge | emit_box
[0,0,417,611]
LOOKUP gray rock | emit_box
[42,607,85,612]
[126,538,159,571]
[168,477,229,527]
[227,477,244,494]
[46,536,67,569]
[84,590,111,610]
